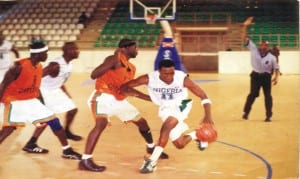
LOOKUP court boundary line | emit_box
[217,140,272,179]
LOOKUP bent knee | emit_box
[173,141,186,149]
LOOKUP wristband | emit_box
[201,98,212,106]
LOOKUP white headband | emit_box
[30,46,48,53]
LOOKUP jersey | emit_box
[247,40,279,74]
[95,53,136,100]
[147,70,188,106]
[41,56,72,90]
[1,58,42,103]
[0,40,14,70]
[154,37,187,72]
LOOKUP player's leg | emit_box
[140,116,177,173]
[0,126,16,144]
[40,88,82,141]
[262,73,272,122]
[78,117,107,172]
[22,126,49,153]
[132,117,169,159]
[65,108,82,141]
[78,92,108,172]
[46,117,81,160]
[243,72,261,119]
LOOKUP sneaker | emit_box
[22,143,49,154]
[146,147,169,159]
[197,140,208,151]
[265,117,272,122]
[66,130,82,141]
[140,159,156,174]
[242,113,248,120]
[62,147,82,160]
[78,158,106,172]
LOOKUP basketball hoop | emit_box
[145,14,157,24]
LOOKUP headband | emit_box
[118,41,136,48]
[30,46,48,53]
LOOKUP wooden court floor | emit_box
[0,72,299,179]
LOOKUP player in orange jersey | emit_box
[78,39,168,172]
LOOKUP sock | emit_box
[149,146,164,162]
[62,145,71,150]
[187,131,197,140]
[27,137,38,145]
[139,129,153,144]
[146,143,155,148]
[82,154,93,160]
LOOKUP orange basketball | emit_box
[196,123,218,143]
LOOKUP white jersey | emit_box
[147,70,188,106]
[0,40,14,70]
[41,56,72,90]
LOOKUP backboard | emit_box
[129,0,176,23]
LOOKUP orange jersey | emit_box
[95,53,136,100]
[1,58,42,103]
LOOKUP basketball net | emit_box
[145,14,157,24]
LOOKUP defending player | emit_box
[22,42,82,154]
[0,42,81,160]
[121,59,214,173]
[78,39,168,172]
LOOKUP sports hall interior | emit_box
[0,0,299,179]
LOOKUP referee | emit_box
[242,17,280,122]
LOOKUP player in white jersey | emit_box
[121,59,214,173]
[0,31,19,83]
[22,42,82,154]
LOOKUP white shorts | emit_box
[88,90,140,122]
[158,100,193,141]
[0,99,55,128]
[40,88,76,113]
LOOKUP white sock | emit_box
[187,131,197,140]
[82,154,93,160]
[149,146,164,162]
[62,145,71,150]
[146,143,155,148]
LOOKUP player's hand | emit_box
[272,77,278,85]
[243,16,253,26]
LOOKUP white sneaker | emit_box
[140,159,157,173]
[197,141,208,151]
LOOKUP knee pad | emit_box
[46,118,62,131]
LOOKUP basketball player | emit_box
[22,42,82,154]
[121,59,214,173]
[242,17,280,122]
[78,39,168,172]
[0,42,81,160]
[0,30,19,83]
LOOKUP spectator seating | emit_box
[0,0,99,48]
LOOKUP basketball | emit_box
[196,123,218,143]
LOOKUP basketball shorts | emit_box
[88,90,141,122]
[40,88,76,113]
[158,100,193,141]
[0,99,55,128]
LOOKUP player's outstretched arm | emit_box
[43,62,59,77]
[242,16,253,44]
[120,74,151,101]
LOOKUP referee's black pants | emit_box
[243,71,273,118]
